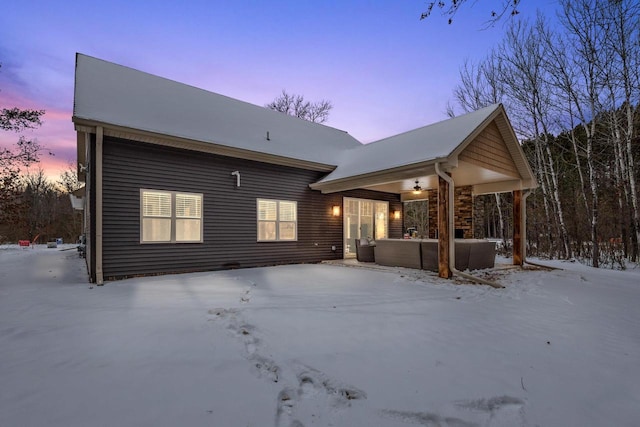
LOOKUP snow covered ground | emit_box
[1,244,639,427]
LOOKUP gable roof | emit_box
[310,104,536,194]
[72,54,536,195]
[315,104,501,183]
[72,54,361,169]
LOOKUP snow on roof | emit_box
[315,104,501,184]
[73,54,514,185]
[73,54,362,166]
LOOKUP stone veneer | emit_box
[427,189,438,239]
[426,185,474,239]
[454,186,474,239]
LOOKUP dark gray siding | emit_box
[100,137,402,280]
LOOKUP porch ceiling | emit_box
[360,159,523,199]
[311,104,537,197]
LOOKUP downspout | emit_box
[435,162,504,288]
[520,189,559,270]
[96,126,104,285]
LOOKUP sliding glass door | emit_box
[344,198,388,257]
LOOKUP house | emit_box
[72,53,536,284]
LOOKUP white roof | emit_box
[73,54,361,166]
[73,54,534,193]
[315,104,501,183]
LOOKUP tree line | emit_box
[4,2,639,270]
[0,165,83,245]
[449,0,640,267]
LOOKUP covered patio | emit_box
[311,104,537,280]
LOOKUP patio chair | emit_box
[355,238,376,262]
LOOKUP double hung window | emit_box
[141,190,203,243]
[257,199,297,241]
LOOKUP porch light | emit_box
[412,180,422,195]
[393,210,401,220]
[332,205,341,217]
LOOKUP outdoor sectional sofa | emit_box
[375,238,496,271]
[355,239,376,263]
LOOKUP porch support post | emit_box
[513,189,523,266]
[438,174,451,278]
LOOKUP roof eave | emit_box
[73,117,337,172]
[310,157,451,194]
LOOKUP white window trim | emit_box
[256,198,298,242]
[140,189,203,244]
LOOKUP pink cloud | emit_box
[1,86,76,182]
[0,89,46,111]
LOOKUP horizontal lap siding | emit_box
[459,121,519,177]
[101,137,400,279]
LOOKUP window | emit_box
[141,189,203,243]
[257,199,297,241]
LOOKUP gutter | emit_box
[96,126,104,285]
[434,162,504,289]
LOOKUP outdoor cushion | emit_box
[355,239,375,262]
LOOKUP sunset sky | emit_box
[1,0,559,181]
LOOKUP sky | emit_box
[0,0,559,181]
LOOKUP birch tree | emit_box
[498,16,572,259]
[551,0,611,266]
[600,0,640,261]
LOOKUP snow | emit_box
[315,104,502,184]
[74,55,535,192]
[2,245,640,427]
[73,54,362,167]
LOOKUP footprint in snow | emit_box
[455,395,527,427]
[379,409,478,427]
[207,307,236,319]
[274,365,366,427]
[275,388,301,427]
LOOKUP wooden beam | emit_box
[438,175,451,278]
[513,189,523,265]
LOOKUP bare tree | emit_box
[541,27,592,248]
[545,0,610,266]
[0,64,45,166]
[57,162,83,194]
[448,1,640,267]
[403,200,429,237]
[499,16,572,259]
[21,168,57,241]
[1,62,46,230]
[266,90,333,124]
[600,0,640,261]
[452,52,506,114]
[421,0,522,25]
[0,107,44,132]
